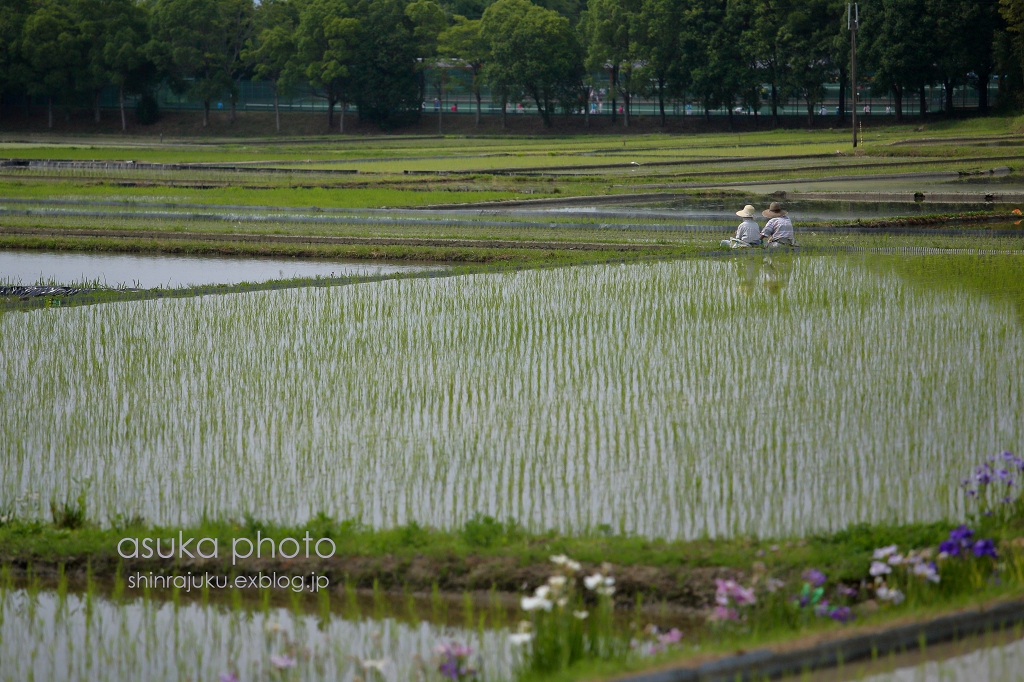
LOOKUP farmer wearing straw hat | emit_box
[720,205,762,248]
[760,202,795,248]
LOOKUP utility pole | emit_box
[849,3,858,148]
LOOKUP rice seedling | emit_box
[2,252,1021,539]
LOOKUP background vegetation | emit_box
[0,0,1016,133]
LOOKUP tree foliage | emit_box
[0,0,1013,132]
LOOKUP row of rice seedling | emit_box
[0,577,515,682]
[2,254,1022,538]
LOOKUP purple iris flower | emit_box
[828,606,853,623]
[972,539,998,559]
[439,656,459,680]
[939,540,960,556]
[802,569,827,587]
[949,525,974,543]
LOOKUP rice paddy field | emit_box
[5,119,1024,682]
[3,252,1023,539]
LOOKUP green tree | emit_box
[863,0,935,121]
[438,16,488,125]
[21,0,83,128]
[406,0,448,131]
[244,0,299,132]
[0,0,30,124]
[689,0,754,129]
[481,0,583,128]
[581,0,644,127]
[959,0,999,113]
[780,0,836,125]
[744,0,788,126]
[150,0,253,127]
[96,0,155,131]
[73,0,111,124]
[635,0,683,126]
[296,0,360,131]
[350,0,422,129]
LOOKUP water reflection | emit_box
[730,253,792,296]
[0,585,519,682]
[796,629,1024,682]
[0,250,435,289]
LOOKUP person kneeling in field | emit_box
[720,205,762,248]
[760,202,795,248]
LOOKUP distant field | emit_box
[1,118,1023,267]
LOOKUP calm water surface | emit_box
[0,586,519,682]
[0,250,433,289]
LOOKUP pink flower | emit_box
[219,674,239,682]
[657,628,683,644]
[710,605,739,621]
[269,654,297,669]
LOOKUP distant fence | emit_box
[6,73,1001,119]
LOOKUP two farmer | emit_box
[720,202,795,249]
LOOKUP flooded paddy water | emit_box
[799,627,1024,682]
[2,251,1022,538]
[0,580,521,682]
[0,250,432,289]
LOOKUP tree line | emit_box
[0,0,1016,131]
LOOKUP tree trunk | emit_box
[837,66,846,125]
[203,100,210,127]
[893,86,903,122]
[47,96,53,129]
[94,90,101,123]
[501,98,506,129]
[658,79,666,126]
[977,71,990,113]
[475,89,481,127]
[807,98,813,127]
[623,91,630,128]
[771,81,778,127]
[274,91,280,132]
[119,86,127,131]
[327,98,335,128]
[704,97,711,124]
[944,79,954,116]
[230,97,236,123]
[727,103,733,131]
[609,67,617,124]
[919,85,927,121]
[340,99,345,133]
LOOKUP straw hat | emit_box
[735,205,757,218]
[762,202,787,217]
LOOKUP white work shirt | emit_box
[762,216,794,241]
[734,218,760,243]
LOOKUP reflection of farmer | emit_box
[734,257,759,295]
[762,255,792,295]
[760,202,795,248]
[720,205,762,248]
